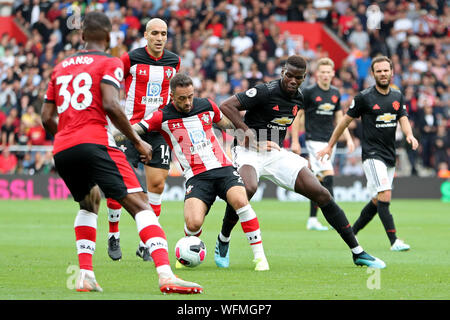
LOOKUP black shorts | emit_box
[118,131,171,170]
[54,143,143,202]
[184,166,245,212]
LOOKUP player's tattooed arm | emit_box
[216,115,236,130]
[113,123,145,143]
[102,82,152,163]
[219,95,249,132]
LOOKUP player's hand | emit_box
[316,145,332,162]
[406,135,419,150]
[291,140,301,155]
[237,129,257,150]
[114,132,127,143]
[134,139,153,164]
[346,139,355,154]
[257,141,281,152]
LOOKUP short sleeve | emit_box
[346,93,364,118]
[140,110,163,132]
[101,57,124,90]
[398,94,408,118]
[334,92,342,112]
[208,98,222,123]
[235,83,268,110]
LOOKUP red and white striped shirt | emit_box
[121,47,180,124]
[45,51,124,154]
[139,98,232,180]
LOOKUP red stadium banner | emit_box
[276,22,349,69]
[0,17,28,44]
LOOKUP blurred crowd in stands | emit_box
[0,0,448,178]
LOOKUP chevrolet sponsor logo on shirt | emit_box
[270,117,293,126]
[316,103,335,115]
[376,113,397,128]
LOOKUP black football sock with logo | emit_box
[220,203,239,240]
[352,200,378,235]
[377,200,397,245]
[320,200,359,249]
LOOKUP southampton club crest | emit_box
[201,113,210,125]
[165,68,173,79]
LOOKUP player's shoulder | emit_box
[329,85,341,95]
[264,79,280,93]
[389,87,403,99]
[193,97,214,112]
[162,49,180,60]
[54,50,120,72]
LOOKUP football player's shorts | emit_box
[118,131,171,170]
[305,140,336,177]
[232,145,309,191]
[184,166,245,212]
[362,158,395,197]
[54,143,143,202]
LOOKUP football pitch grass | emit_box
[0,199,448,300]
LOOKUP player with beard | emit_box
[318,56,418,251]
[214,55,386,270]
[105,18,180,261]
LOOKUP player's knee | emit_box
[244,182,258,199]
[185,217,203,233]
[315,186,333,207]
[147,181,165,194]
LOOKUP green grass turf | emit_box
[0,199,448,300]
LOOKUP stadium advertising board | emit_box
[0,175,446,201]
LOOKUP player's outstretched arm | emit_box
[220,96,248,131]
[290,109,304,155]
[399,115,419,150]
[41,101,58,136]
[220,95,257,149]
[216,115,236,130]
[335,110,355,153]
[101,83,152,163]
[317,114,354,160]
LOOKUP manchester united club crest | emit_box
[331,95,338,103]
[292,105,298,116]
[392,101,400,111]
[165,68,173,79]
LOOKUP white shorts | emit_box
[362,158,395,197]
[232,145,309,191]
[305,140,336,176]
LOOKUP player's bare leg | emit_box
[294,167,385,268]
[215,165,266,269]
[175,198,208,269]
[136,166,169,261]
[120,192,203,294]
[75,186,103,292]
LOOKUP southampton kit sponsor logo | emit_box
[142,82,164,106]
[376,113,397,127]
